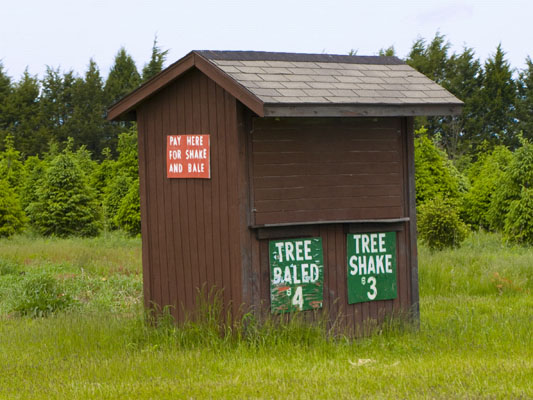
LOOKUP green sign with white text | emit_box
[269,238,324,314]
[347,232,397,304]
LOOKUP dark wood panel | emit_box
[252,128,399,142]
[253,151,400,165]
[256,185,402,201]
[252,140,399,153]
[145,100,163,311]
[168,81,186,322]
[254,174,401,189]
[253,161,401,177]
[255,196,402,213]
[253,117,401,131]
[136,110,151,311]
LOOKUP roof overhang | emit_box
[107,52,265,121]
[263,103,463,118]
[107,50,464,121]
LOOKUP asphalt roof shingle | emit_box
[197,51,462,107]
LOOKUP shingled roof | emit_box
[108,50,463,120]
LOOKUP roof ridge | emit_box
[194,50,405,65]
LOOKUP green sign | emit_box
[269,238,324,314]
[347,232,397,304]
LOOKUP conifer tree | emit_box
[104,48,141,106]
[2,70,46,156]
[443,47,483,157]
[26,140,101,237]
[39,67,75,144]
[142,37,169,82]
[67,60,107,155]
[0,134,25,194]
[516,57,533,141]
[20,155,46,211]
[0,179,25,238]
[0,63,12,139]
[478,45,517,149]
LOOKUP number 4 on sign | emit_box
[292,286,304,310]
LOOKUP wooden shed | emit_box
[108,50,462,330]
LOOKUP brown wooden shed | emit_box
[108,50,462,331]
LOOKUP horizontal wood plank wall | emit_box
[251,118,404,226]
[136,68,243,321]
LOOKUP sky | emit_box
[1,0,532,81]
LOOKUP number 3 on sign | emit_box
[292,286,304,310]
[367,277,377,300]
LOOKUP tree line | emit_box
[0,34,532,245]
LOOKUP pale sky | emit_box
[1,0,532,80]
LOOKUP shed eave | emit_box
[263,103,464,118]
[107,51,266,121]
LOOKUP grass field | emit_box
[0,231,532,399]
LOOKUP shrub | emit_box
[0,179,26,237]
[10,272,74,317]
[26,144,101,237]
[462,146,512,229]
[115,177,140,236]
[414,129,463,205]
[418,197,469,251]
[487,139,533,230]
[504,187,533,245]
[103,173,133,230]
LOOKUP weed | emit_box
[9,272,75,317]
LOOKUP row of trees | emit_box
[415,130,533,248]
[1,33,532,246]
[0,39,167,158]
[401,34,533,160]
[0,130,140,238]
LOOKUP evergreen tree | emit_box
[142,37,168,82]
[116,177,140,236]
[116,126,138,179]
[26,141,101,237]
[91,147,116,199]
[414,128,462,205]
[0,134,25,194]
[407,33,450,84]
[407,34,453,151]
[478,45,517,150]
[104,173,133,230]
[104,48,141,106]
[462,146,512,229]
[378,46,396,57]
[67,60,108,156]
[39,67,76,144]
[516,57,533,141]
[488,138,533,230]
[20,155,46,211]
[0,179,26,237]
[444,47,483,157]
[2,70,47,156]
[0,63,13,138]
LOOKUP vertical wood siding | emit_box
[137,69,243,321]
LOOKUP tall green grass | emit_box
[0,231,532,399]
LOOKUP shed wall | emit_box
[137,68,244,321]
[250,118,405,226]
[246,117,417,329]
